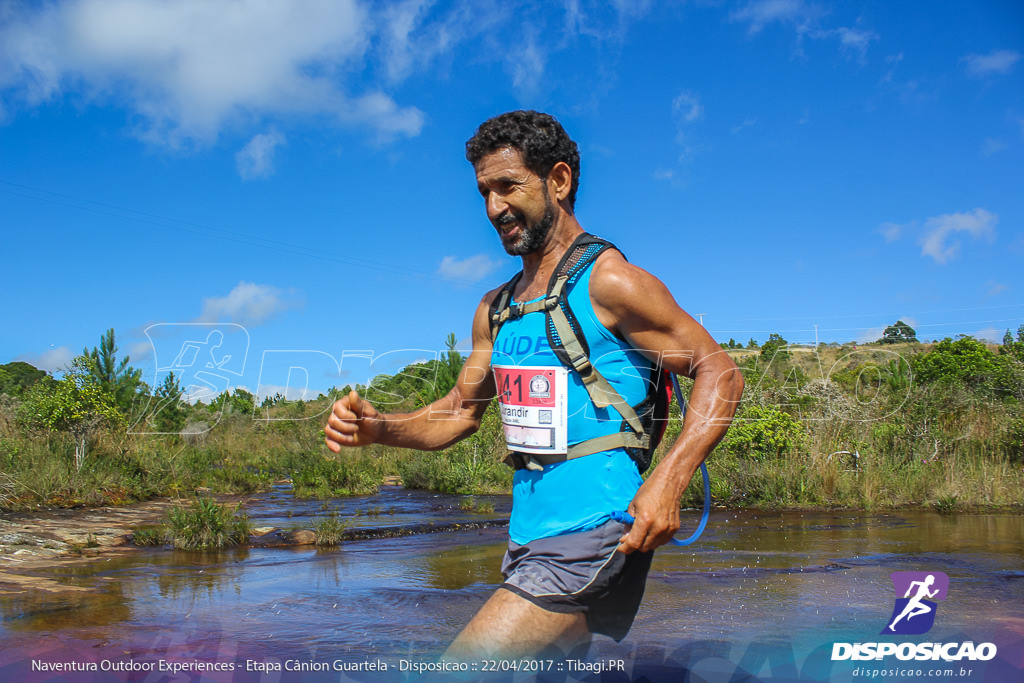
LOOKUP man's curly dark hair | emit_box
[465,110,580,209]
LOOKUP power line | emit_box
[709,302,1024,324]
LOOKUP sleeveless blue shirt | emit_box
[491,261,654,544]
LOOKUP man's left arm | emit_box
[589,252,745,553]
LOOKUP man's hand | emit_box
[324,390,383,451]
[616,471,688,554]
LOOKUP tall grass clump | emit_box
[289,452,383,497]
[132,525,169,547]
[312,513,348,546]
[167,497,249,550]
[398,405,512,494]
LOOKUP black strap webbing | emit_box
[488,233,659,471]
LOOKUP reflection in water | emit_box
[2,584,133,632]
[1,492,1022,678]
[418,534,506,590]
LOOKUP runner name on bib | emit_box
[492,365,569,455]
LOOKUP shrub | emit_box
[913,336,1020,397]
[167,497,249,550]
[721,405,804,461]
[132,525,168,547]
[312,513,348,546]
[398,404,511,494]
[290,454,380,497]
[1004,416,1024,462]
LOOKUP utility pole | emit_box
[696,313,706,327]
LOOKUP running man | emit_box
[888,574,940,631]
[324,110,743,659]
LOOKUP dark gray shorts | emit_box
[500,520,653,642]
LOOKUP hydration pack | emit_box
[488,232,672,472]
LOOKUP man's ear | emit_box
[548,161,573,203]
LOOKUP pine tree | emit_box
[82,328,144,414]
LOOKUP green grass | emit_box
[3,339,1023,514]
[132,525,169,547]
[166,497,249,550]
[312,513,348,546]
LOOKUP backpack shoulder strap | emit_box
[543,233,618,369]
[488,271,523,342]
[491,233,666,473]
[543,235,648,438]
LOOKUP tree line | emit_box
[1,323,1022,511]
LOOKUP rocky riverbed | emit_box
[0,499,184,594]
[0,488,510,595]
[0,495,316,594]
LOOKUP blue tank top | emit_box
[491,262,654,544]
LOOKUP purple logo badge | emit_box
[882,571,949,635]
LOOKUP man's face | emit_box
[474,147,555,256]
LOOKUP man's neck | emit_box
[519,216,585,283]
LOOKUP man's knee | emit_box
[444,588,590,661]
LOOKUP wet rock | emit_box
[40,540,69,551]
[0,533,38,546]
[283,530,317,545]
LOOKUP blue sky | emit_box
[1,0,1022,402]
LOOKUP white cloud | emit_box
[672,90,704,162]
[198,281,302,325]
[919,208,998,264]
[254,383,319,403]
[879,221,907,243]
[836,26,877,63]
[0,0,423,147]
[437,254,505,283]
[856,326,884,344]
[672,91,703,124]
[129,340,153,363]
[729,0,811,35]
[379,0,437,83]
[16,346,74,373]
[508,34,546,95]
[973,327,1003,343]
[236,130,286,180]
[986,280,1007,298]
[731,118,757,134]
[881,52,904,84]
[981,138,1006,157]
[730,2,878,62]
[962,49,1021,77]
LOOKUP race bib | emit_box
[492,365,568,455]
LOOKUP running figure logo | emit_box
[882,571,949,635]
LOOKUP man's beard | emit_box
[498,197,556,256]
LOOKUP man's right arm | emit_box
[324,293,498,452]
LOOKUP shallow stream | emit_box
[1,487,1021,681]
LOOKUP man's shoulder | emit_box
[480,275,516,309]
[588,247,676,330]
[472,279,516,333]
[589,247,654,295]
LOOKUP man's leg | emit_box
[443,587,591,661]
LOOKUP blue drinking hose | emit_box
[610,373,711,547]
